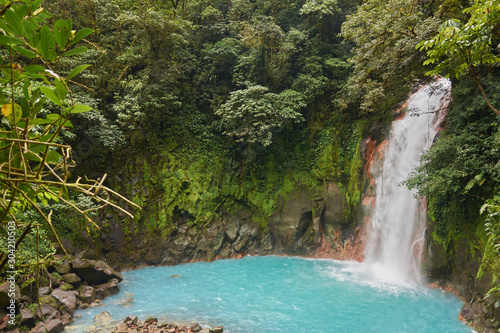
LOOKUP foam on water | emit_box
[67,256,473,333]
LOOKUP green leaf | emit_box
[45,113,61,120]
[5,8,24,36]
[39,86,62,106]
[62,46,88,57]
[55,79,67,101]
[70,28,93,45]
[45,150,62,164]
[54,19,72,49]
[67,64,91,80]
[23,20,39,47]
[39,25,57,61]
[0,35,24,46]
[28,118,53,125]
[23,64,45,73]
[13,46,36,58]
[64,104,92,114]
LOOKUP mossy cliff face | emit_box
[68,141,366,269]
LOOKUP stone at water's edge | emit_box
[71,259,123,285]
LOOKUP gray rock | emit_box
[190,323,202,332]
[71,259,123,285]
[39,295,59,309]
[29,322,47,333]
[39,286,51,296]
[78,285,95,304]
[44,318,64,333]
[95,311,113,322]
[35,304,57,320]
[55,260,71,274]
[212,327,224,333]
[115,322,129,333]
[61,273,81,285]
[94,282,119,300]
[0,281,20,309]
[124,315,138,325]
[51,288,77,314]
[173,237,189,252]
[20,308,35,328]
[225,223,239,243]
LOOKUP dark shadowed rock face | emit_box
[71,259,123,285]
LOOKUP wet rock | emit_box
[78,285,95,304]
[124,315,138,325]
[62,273,81,285]
[94,281,119,300]
[115,322,128,333]
[212,327,224,333]
[71,259,123,285]
[51,288,77,314]
[95,311,113,322]
[144,316,158,324]
[190,323,202,332]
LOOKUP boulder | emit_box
[35,304,57,320]
[78,285,95,304]
[61,273,81,285]
[115,322,128,333]
[29,322,47,333]
[44,319,64,333]
[38,286,51,296]
[54,260,71,275]
[95,311,113,323]
[39,295,59,309]
[94,281,119,300]
[212,327,224,333]
[71,259,123,285]
[0,281,20,309]
[51,288,77,314]
[20,308,35,328]
[124,315,138,325]
[190,323,202,332]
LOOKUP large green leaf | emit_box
[13,46,36,58]
[67,64,91,80]
[62,46,88,57]
[64,104,92,114]
[0,35,24,46]
[5,8,23,36]
[55,79,67,101]
[54,19,72,49]
[39,86,62,106]
[70,28,93,45]
[39,25,56,61]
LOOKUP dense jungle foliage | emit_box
[1,0,499,294]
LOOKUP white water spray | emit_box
[364,78,451,285]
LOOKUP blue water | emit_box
[67,256,473,333]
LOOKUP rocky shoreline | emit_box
[1,255,125,333]
[71,312,223,333]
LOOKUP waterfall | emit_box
[364,78,451,284]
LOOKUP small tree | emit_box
[0,0,139,274]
